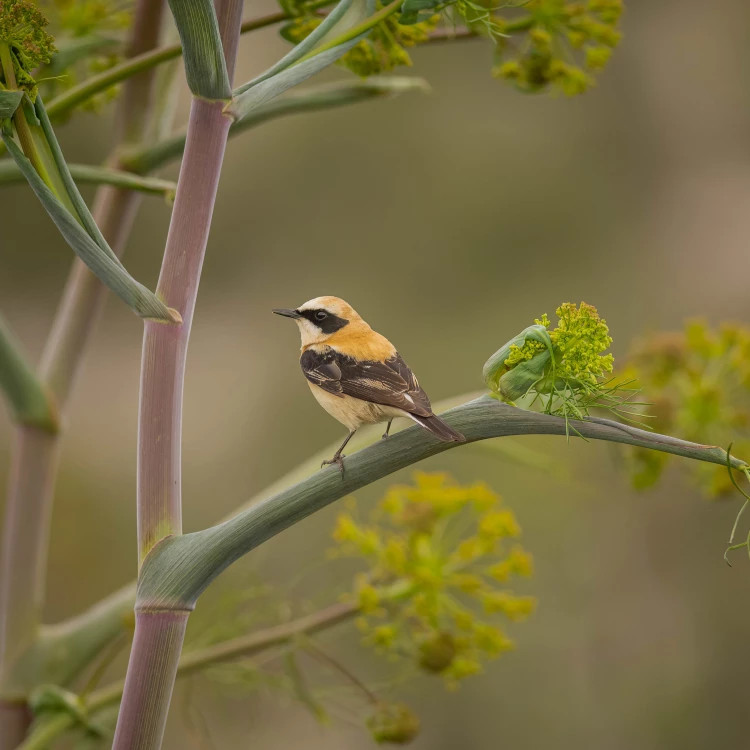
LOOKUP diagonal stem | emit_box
[136,396,750,609]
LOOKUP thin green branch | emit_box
[92,600,358,711]
[16,602,357,749]
[16,713,71,750]
[119,77,429,174]
[0,314,58,432]
[0,161,177,198]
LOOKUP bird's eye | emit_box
[314,311,328,321]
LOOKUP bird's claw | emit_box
[381,431,389,440]
[321,454,346,477]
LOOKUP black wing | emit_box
[300,349,432,417]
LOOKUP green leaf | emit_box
[497,349,552,401]
[227,0,377,122]
[1,134,181,324]
[167,0,232,100]
[0,312,57,431]
[233,0,362,97]
[482,324,552,392]
[0,89,23,118]
[35,96,118,261]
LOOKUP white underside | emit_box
[308,382,416,432]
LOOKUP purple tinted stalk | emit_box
[136,0,243,562]
[136,98,234,559]
[114,2,243,747]
[109,611,189,750]
[0,428,58,677]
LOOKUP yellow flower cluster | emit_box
[485,301,632,425]
[331,472,535,688]
[624,320,750,496]
[0,0,56,98]
[492,0,624,96]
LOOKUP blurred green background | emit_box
[3,0,750,747]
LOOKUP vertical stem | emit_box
[0,706,30,750]
[110,612,189,750]
[39,188,141,399]
[0,44,45,182]
[136,0,243,562]
[0,3,168,746]
[136,100,232,558]
[0,428,59,666]
[115,2,243,747]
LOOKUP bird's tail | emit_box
[410,414,466,443]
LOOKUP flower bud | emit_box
[367,703,420,745]
[418,632,457,673]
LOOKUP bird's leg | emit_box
[382,420,393,440]
[322,430,356,476]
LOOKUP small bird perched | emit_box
[273,296,465,473]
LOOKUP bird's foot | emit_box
[321,454,346,477]
[381,420,393,441]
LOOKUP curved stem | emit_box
[137,396,748,609]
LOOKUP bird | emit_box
[273,296,465,473]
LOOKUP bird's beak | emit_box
[272,308,301,320]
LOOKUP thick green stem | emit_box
[137,397,749,609]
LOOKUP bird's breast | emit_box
[307,382,403,431]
